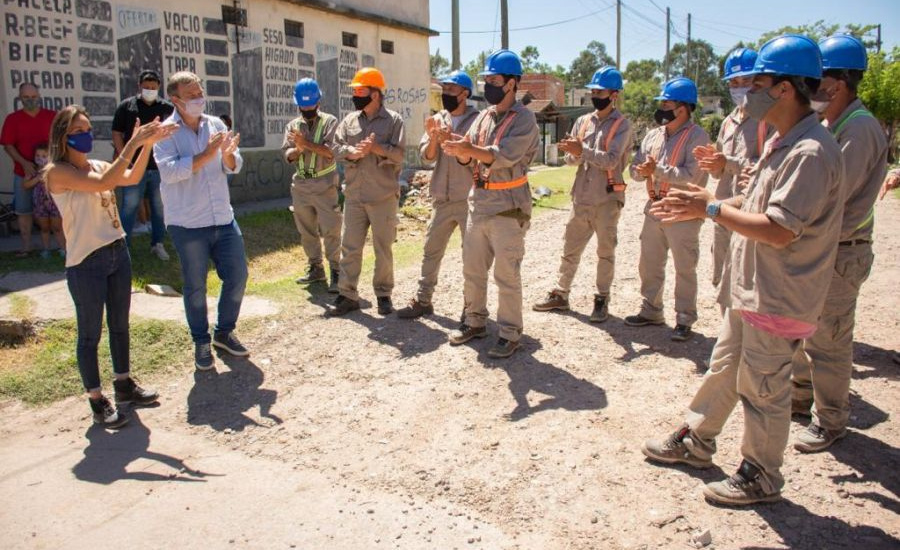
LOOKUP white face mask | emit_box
[729,86,750,108]
[141,88,158,103]
[810,99,830,114]
[180,97,206,117]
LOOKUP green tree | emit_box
[669,39,725,98]
[430,49,449,78]
[624,59,661,84]
[463,50,491,83]
[754,21,878,49]
[621,79,659,142]
[859,49,900,161]
[520,45,542,74]
[567,41,616,89]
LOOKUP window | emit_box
[381,40,394,54]
[285,20,303,39]
[342,32,357,48]
[221,5,247,26]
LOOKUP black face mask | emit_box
[441,93,461,112]
[352,95,372,111]
[483,83,507,105]
[591,96,612,111]
[300,108,318,121]
[654,108,677,125]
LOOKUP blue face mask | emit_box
[66,131,93,153]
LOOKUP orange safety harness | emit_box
[645,123,694,201]
[472,109,527,191]
[576,114,627,193]
[720,115,767,159]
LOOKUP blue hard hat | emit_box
[439,70,474,95]
[655,77,698,104]
[819,34,868,71]
[752,34,822,79]
[293,78,321,108]
[722,48,758,80]
[479,49,523,77]
[586,67,623,90]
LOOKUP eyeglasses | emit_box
[100,192,121,229]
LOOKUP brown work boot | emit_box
[327,268,340,294]
[793,423,847,453]
[397,299,434,319]
[532,290,569,312]
[488,337,519,359]
[703,460,782,506]
[589,295,609,323]
[325,294,360,317]
[625,314,665,327]
[296,264,327,284]
[449,324,487,345]
[641,424,713,469]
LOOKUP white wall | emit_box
[0,0,432,199]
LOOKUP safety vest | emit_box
[646,123,694,201]
[472,109,527,191]
[295,117,336,179]
[833,109,877,232]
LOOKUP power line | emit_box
[435,4,615,34]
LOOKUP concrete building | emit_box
[519,74,565,106]
[0,0,435,203]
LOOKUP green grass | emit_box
[7,293,35,320]
[0,317,191,405]
[530,165,577,211]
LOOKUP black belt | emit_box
[838,239,871,247]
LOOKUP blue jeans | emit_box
[13,174,33,215]
[65,239,132,391]
[168,220,248,344]
[119,169,165,246]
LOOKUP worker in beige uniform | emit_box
[327,68,405,317]
[397,71,479,319]
[694,48,774,288]
[283,78,342,293]
[626,77,710,342]
[532,67,632,322]
[641,34,844,506]
[441,49,540,359]
[791,34,888,452]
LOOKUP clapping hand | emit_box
[636,155,657,178]
[647,184,713,223]
[440,133,474,159]
[221,131,241,156]
[557,134,583,157]
[289,129,309,151]
[693,144,726,175]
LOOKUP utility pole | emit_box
[664,7,670,81]
[500,0,509,50]
[686,13,691,80]
[616,0,621,68]
[876,24,882,53]
[452,0,460,70]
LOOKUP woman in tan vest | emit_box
[46,105,175,428]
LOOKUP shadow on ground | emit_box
[186,354,282,431]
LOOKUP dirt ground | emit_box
[1,182,897,550]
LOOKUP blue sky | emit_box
[428,0,900,70]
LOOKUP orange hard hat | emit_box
[349,67,386,89]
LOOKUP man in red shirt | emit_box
[1,83,57,255]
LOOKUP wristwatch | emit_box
[706,200,722,219]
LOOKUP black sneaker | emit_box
[213,331,250,357]
[641,424,713,469]
[488,337,519,358]
[89,396,129,429]
[377,296,394,315]
[671,324,692,341]
[624,314,665,327]
[590,295,609,323]
[703,460,782,506]
[195,342,215,371]
[113,377,159,406]
[325,294,360,317]
[328,269,340,294]
[448,324,487,345]
[296,264,327,284]
[397,299,434,319]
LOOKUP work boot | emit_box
[448,324,487,345]
[488,338,519,359]
[377,296,394,315]
[113,377,159,406]
[296,264,327,284]
[703,460,782,506]
[397,299,434,319]
[325,294,360,317]
[793,423,847,453]
[641,424,713,469]
[532,290,569,312]
[328,268,340,294]
[590,295,608,323]
[671,324,692,342]
[89,396,129,429]
[624,314,665,327]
